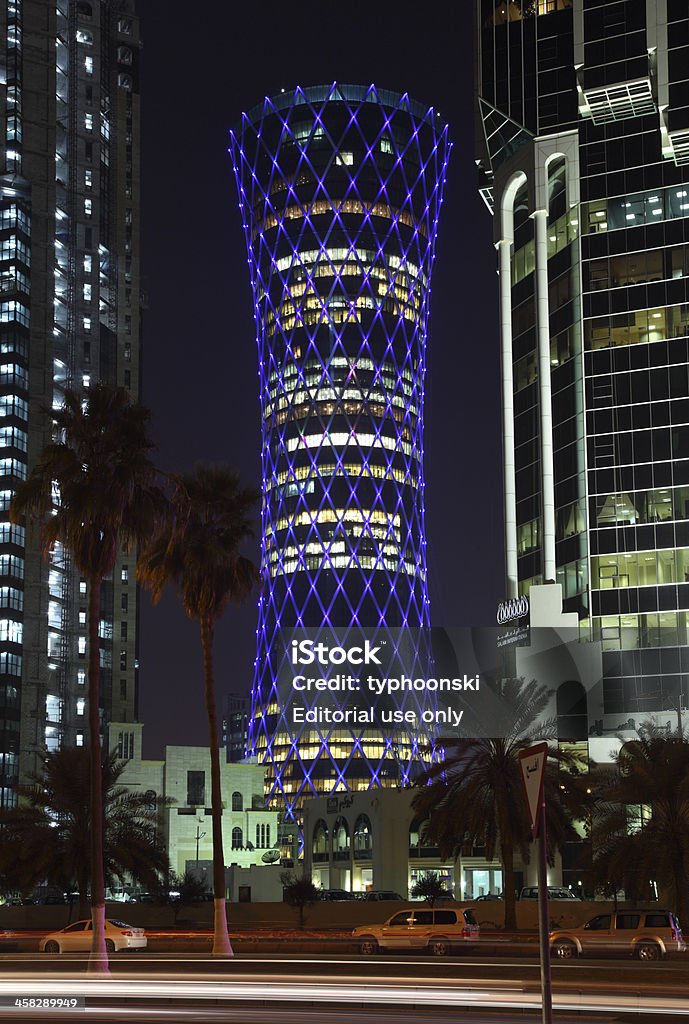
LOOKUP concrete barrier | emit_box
[0,899,629,934]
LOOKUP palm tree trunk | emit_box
[200,615,233,957]
[78,868,89,922]
[87,574,108,971]
[671,842,689,935]
[495,784,518,933]
[502,840,518,933]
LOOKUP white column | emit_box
[533,209,556,581]
[498,238,518,599]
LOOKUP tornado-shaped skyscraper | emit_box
[229,84,450,814]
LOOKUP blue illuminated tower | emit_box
[229,84,450,814]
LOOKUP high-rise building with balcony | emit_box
[230,84,450,814]
[0,0,141,805]
[222,693,250,764]
[476,1,689,733]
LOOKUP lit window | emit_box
[84,56,94,75]
[84,198,92,217]
[79,580,87,594]
[121,565,128,582]
[0,618,22,643]
[76,698,85,716]
[83,254,92,273]
[83,284,91,302]
[76,29,93,44]
[78,610,86,625]
[82,374,90,388]
[84,169,92,189]
[78,636,86,655]
[76,732,84,747]
[336,152,354,166]
[84,113,93,131]
[77,669,85,685]
[82,316,91,331]
[7,24,21,49]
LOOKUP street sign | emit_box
[519,741,553,1024]
[519,742,548,838]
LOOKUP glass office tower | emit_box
[0,0,142,805]
[230,84,450,812]
[476,1,689,729]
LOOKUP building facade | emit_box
[476,0,689,733]
[0,1,142,806]
[302,787,542,898]
[109,723,280,884]
[229,84,451,813]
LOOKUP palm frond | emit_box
[138,462,259,624]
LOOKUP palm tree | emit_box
[138,464,258,956]
[10,384,161,966]
[0,747,169,920]
[280,870,320,929]
[412,677,581,932]
[590,724,689,928]
[411,871,448,906]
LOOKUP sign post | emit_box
[519,742,553,1024]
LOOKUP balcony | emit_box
[579,78,655,125]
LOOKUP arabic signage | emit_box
[518,741,548,838]
[496,595,529,626]
[496,595,530,648]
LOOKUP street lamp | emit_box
[195,823,207,877]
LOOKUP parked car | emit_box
[40,919,147,954]
[362,891,404,901]
[353,906,479,956]
[319,888,356,901]
[474,892,503,901]
[550,909,685,961]
[35,893,67,905]
[519,886,580,900]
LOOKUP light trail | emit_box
[0,971,688,1016]
[4,949,689,970]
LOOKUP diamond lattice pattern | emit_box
[229,84,451,816]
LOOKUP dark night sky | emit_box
[138,2,503,758]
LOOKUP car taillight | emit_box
[122,930,133,936]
